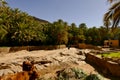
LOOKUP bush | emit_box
[85,74,100,80]
[37,68,102,80]
[71,68,87,79]
[57,68,87,80]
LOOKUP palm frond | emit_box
[108,0,119,3]
[104,1,120,29]
[112,9,120,28]
[109,1,120,10]
[103,11,112,28]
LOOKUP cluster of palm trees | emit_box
[0,0,120,46]
[0,0,46,46]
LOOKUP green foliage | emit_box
[1,0,120,46]
[85,74,100,80]
[45,20,68,45]
[57,68,87,80]
[101,52,120,58]
[36,68,103,80]
[104,0,120,29]
[71,68,87,79]
[68,23,86,44]
[0,2,47,46]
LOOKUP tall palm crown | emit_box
[0,0,7,7]
[103,0,120,30]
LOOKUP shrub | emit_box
[57,68,87,80]
[85,74,100,80]
[71,68,87,79]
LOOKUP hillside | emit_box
[33,16,50,23]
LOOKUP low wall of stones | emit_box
[85,53,120,77]
[0,45,66,53]
[77,43,101,50]
[0,47,10,53]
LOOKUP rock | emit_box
[10,65,22,73]
[40,60,52,64]
[0,70,4,76]
[77,51,85,55]
[23,56,35,61]
[0,63,11,70]
[0,69,14,76]
[35,64,44,71]
[51,61,60,66]
[59,52,70,56]
[44,63,51,67]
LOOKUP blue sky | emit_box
[6,0,110,27]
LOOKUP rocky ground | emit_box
[0,48,109,80]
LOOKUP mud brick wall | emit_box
[85,53,120,77]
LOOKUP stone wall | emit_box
[85,53,120,77]
[0,45,66,53]
[0,47,10,53]
[77,43,101,50]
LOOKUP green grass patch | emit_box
[101,52,120,58]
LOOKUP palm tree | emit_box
[103,0,120,30]
[0,0,7,7]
